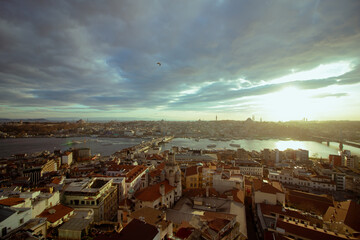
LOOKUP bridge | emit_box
[312,136,360,149]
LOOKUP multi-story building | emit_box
[269,170,336,192]
[106,164,148,198]
[234,160,263,177]
[61,151,73,165]
[62,178,118,222]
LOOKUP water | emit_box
[0,137,359,158]
[161,138,360,158]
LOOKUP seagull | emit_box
[157,62,161,66]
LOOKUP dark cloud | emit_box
[0,0,359,118]
[313,93,348,99]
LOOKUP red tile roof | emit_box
[260,184,283,194]
[51,177,62,184]
[287,190,334,216]
[209,218,230,232]
[233,189,245,204]
[146,154,164,160]
[135,180,175,202]
[0,197,25,206]
[94,218,158,240]
[175,227,194,239]
[37,204,73,223]
[182,188,220,198]
[186,165,200,177]
[276,219,352,240]
[324,200,360,232]
[260,203,307,220]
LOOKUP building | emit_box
[329,154,342,167]
[161,153,182,200]
[62,151,73,165]
[106,165,147,198]
[269,170,336,192]
[184,165,202,189]
[94,218,160,240]
[252,179,285,206]
[323,200,360,236]
[129,207,173,239]
[58,209,94,240]
[134,181,176,210]
[0,207,32,238]
[37,203,74,228]
[62,178,118,222]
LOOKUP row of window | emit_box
[70,199,99,205]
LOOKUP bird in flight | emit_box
[157,62,161,66]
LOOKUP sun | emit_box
[262,87,312,121]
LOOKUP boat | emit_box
[230,143,241,148]
[207,144,216,148]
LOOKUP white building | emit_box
[268,170,336,191]
[0,207,32,238]
[62,151,73,165]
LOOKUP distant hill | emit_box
[0,118,50,123]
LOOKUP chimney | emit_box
[159,184,165,196]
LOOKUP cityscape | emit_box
[1,1,360,240]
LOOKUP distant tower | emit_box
[164,153,182,200]
[216,115,218,121]
[252,115,255,121]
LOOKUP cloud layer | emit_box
[0,0,360,120]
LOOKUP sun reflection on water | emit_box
[275,140,306,151]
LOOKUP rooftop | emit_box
[0,197,25,206]
[135,180,175,202]
[37,204,73,223]
[95,218,159,240]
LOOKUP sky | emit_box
[0,0,360,121]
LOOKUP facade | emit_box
[0,207,32,238]
[62,178,118,222]
[269,170,336,192]
[37,203,74,228]
[41,159,57,174]
[161,153,182,200]
[134,181,175,210]
[62,151,73,165]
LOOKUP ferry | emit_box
[207,144,216,148]
[230,143,241,148]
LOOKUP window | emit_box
[81,201,85,205]
[19,218,24,224]
[2,227,7,236]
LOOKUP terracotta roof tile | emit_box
[37,204,73,223]
[260,203,307,220]
[259,184,282,194]
[135,180,175,202]
[276,219,353,240]
[0,197,25,206]
[209,218,230,232]
[175,227,194,239]
[186,166,199,177]
[324,200,360,232]
[287,190,334,216]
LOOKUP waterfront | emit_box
[1,137,360,158]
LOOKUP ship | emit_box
[230,143,240,148]
[207,144,216,148]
